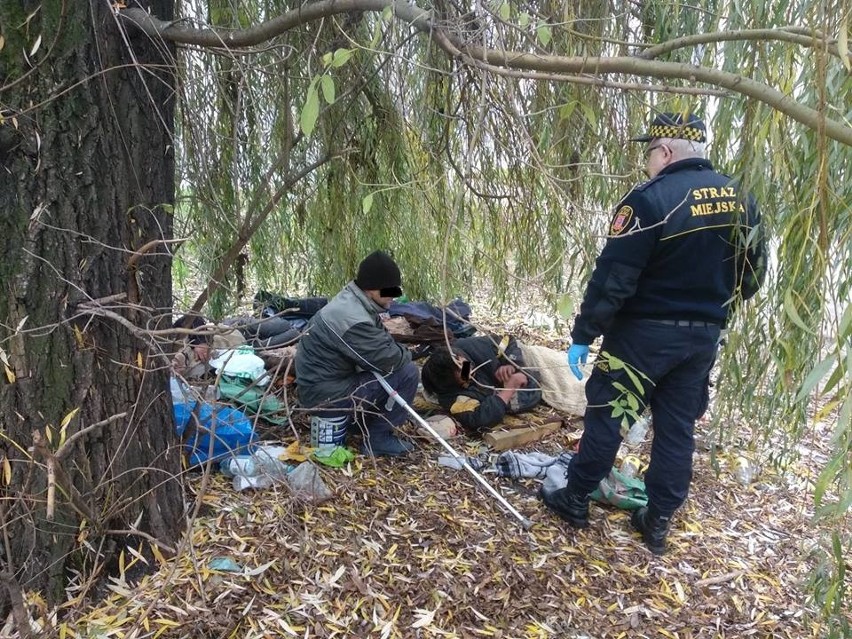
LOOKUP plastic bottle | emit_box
[620,455,641,479]
[170,377,191,403]
[219,446,293,491]
[625,415,651,446]
[733,456,756,485]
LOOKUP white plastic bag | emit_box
[287,462,333,503]
[210,348,270,386]
[219,445,292,491]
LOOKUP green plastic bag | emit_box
[590,467,648,510]
[217,376,288,425]
[311,446,356,468]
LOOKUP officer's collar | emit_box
[658,157,713,176]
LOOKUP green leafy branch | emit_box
[299,48,354,136]
[599,351,653,436]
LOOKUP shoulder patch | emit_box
[609,205,633,236]
[632,174,665,192]
[450,396,480,415]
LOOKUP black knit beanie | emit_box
[355,250,403,297]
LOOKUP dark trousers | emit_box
[319,362,419,433]
[567,319,720,516]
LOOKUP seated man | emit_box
[294,251,419,457]
[421,335,542,434]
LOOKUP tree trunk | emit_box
[0,0,183,617]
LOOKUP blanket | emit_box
[518,344,588,416]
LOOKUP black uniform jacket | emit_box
[571,158,765,345]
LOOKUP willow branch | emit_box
[189,153,339,314]
[639,27,851,62]
[463,56,730,96]
[120,1,420,48]
[32,430,97,523]
[0,571,31,639]
[104,528,176,555]
[458,47,852,146]
[120,2,852,147]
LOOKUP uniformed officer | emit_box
[541,111,765,554]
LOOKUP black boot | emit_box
[631,506,671,555]
[539,486,590,528]
[360,427,414,457]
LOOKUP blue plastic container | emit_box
[173,401,258,466]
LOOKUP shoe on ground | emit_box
[539,486,590,528]
[630,506,671,555]
[360,431,414,457]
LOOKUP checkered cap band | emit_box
[649,124,706,142]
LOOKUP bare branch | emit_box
[120,1,416,48]
[638,27,852,62]
[0,570,31,639]
[104,528,176,555]
[189,152,341,314]
[462,56,730,97]
[32,430,97,523]
[120,2,852,147]
[458,46,852,146]
[56,413,129,461]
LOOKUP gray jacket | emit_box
[295,281,412,408]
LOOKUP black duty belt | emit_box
[646,319,719,328]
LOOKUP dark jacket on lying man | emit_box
[421,335,542,434]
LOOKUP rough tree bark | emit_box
[0,0,184,617]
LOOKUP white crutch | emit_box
[373,371,532,530]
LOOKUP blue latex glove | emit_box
[567,344,590,380]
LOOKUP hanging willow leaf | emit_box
[783,289,815,334]
[838,13,850,72]
[60,407,80,430]
[536,23,552,47]
[555,293,573,319]
[320,75,335,104]
[330,48,353,68]
[362,192,374,215]
[300,83,320,136]
[29,34,41,57]
[497,2,510,22]
[794,355,836,402]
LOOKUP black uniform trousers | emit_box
[566,318,720,517]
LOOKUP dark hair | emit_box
[172,314,210,346]
[421,346,464,395]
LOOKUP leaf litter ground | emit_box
[58,309,848,638]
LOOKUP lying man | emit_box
[171,314,245,380]
[295,250,419,457]
[421,335,542,434]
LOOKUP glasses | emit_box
[644,144,667,158]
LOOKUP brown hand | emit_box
[495,365,515,384]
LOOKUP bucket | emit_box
[310,415,348,449]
